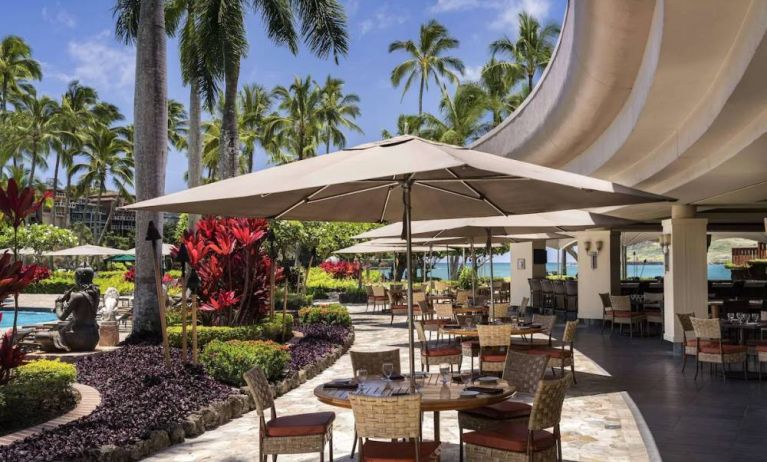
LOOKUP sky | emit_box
[1,0,566,195]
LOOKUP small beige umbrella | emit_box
[125,135,672,388]
[45,244,127,256]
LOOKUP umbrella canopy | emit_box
[45,244,126,257]
[355,210,635,240]
[334,243,436,254]
[105,254,136,262]
[126,243,174,256]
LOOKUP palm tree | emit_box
[71,126,134,244]
[266,76,323,163]
[423,83,487,146]
[318,76,362,153]
[381,114,426,139]
[479,58,525,126]
[0,36,42,169]
[167,99,188,151]
[239,83,273,172]
[487,12,559,94]
[11,88,60,186]
[389,20,464,115]
[196,0,348,179]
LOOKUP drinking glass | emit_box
[356,369,368,384]
[439,363,450,385]
[727,312,735,322]
[751,313,760,323]
[738,313,747,324]
[382,363,394,381]
[460,370,472,389]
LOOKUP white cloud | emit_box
[463,64,483,82]
[429,0,554,33]
[42,3,76,29]
[430,0,481,13]
[359,6,408,35]
[345,0,360,18]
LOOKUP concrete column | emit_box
[509,240,547,304]
[663,206,708,344]
[575,230,620,320]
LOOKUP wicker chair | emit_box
[690,317,747,382]
[432,302,456,343]
[528,279,543,312]
[609,295,645,337]
[539,279,555,314]
[599,293,612,333]
[642,292,664,336]
[676,313,698,373]
[243,366,334,462]
[552,280,566,317]
[478,324,513,375]
[371,285,387,311]
[415,321,462,372]
[458,351,549,461]
[366,285,375,311]
[388,290,422,325]
[349,393,440,462]
[491,302,511,321]
[564,281,578,320]
[463,373,571,462]
[528,320,578,384]
[513,314,555,348]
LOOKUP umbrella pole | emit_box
[470,242,476,304]
[487,229,495,321]
[403,183,416,393]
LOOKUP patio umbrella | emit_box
[125,135,672,389]
[45,244,126,257]
[126,243,175,256]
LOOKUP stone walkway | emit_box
[147,305,658,462]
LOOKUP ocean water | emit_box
[404,262,731,281]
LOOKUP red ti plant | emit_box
[0,252,36,384]
[179,217,281,326]
[320,260,361,279]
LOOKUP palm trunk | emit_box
[51,150,61,226]
[64,171,72,227]
[96,187,115,245]
[28,141,38,187]
[219,57,240,179]
[418,75,425,115]
[528,73,534,93]
[187,82,202,229]
[131,0,168,340]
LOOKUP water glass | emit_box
[439,363,450,385]
[382,362,394,381]
[356,369,368,384]
[727,312,735,322]
[751,313,760,323]
[460,370,472,388]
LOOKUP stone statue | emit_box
[37,267,100,352]
[101,287,120,322]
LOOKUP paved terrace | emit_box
[148,305,658,462]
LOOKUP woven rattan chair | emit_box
[366,286,376,311]
[539,279,555,314]
[463,373,571,462]
[458,351,549,461]
[349,393,440,462]
[456,290,471,307]
[432,302,456,343]
[528,320,578,383]
[642,292,664,336]
[389,290,422,324]
[599,293,612,333]
[350,349,401,377]
[415,321,462,372]
[609,295,645,337]
[676,312,697,373]
[371,285,387,311]
[478,324,513,375]
[243,366,334,462]
[690,317,747,382]
[513,314,555,348]
[528,279,542,312]
[491,302,511,321]
[564,281,577,320]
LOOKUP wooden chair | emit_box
[599,293,612,333]
[350,393,440,462]
[609,295,645,337]
[458,350,549,461]
[528,320,578,383]
[371,285,387,311]
[478,324,513,375]
[463,373,571,462]
[690,317,747,382]
[676,312,698,373]
[388,290,422,324]
[243,366,334,462]
[642,292,664,336]
[415,321,462,372]
[456,290,471,307]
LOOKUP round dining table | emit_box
[439,324,544,338]
[314,374,515,442]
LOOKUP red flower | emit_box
[201,290,240,312]
[208,233,237,256]
[21,264,50,283]
[123,267,136,282]
[319,260,361,279]
[232,222,266,248]
[0,179,51,228]
[184,237,210,268]
[0,252,35,305]
[0,329,26,385]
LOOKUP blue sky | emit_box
[2,0,566,194]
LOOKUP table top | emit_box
[721,320,767,330]
[453,306,489,314]
[314,374,515,412]
[439,325,544,337]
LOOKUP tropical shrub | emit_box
[274,290,313,311]
[306,266,359,292]
[0,359,77,434]
[167,313,293,349]
[298,304,351,326]
[339,287,367,303]
[319,260,361,279]
[457,266,477,290]
[200,340,290,385]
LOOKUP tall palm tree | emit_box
[381,114,425,139]
[11,88,60,186]
[487,12,559,94]
[479,58,525,126]
[0,36,42,168]
[196,0,348,179]
[423,83,487,146]
[266,76,323,163]
[167,99,188,151]
[239,83,273,172]
[389,20,464,115]
[71,126,134,244]
[318,76,362,153]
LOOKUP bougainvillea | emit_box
[177,217,282,326]
[319,260,361,279]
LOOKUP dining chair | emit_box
[599,293,612,333]
[371,285,387,311]
[415,321,462,372]
[432,302,456,343]
[564,280,578,320]
[243,366,334,462]
[513,314,555,348]
[609,295,645,337]
[349,393,441,462]
[463,373,571,462]
[456,290,471,307]
[458,350,549,461]
[690,317,747,382]
[477,324,513,375]
[388,290,422,325]
[528,320,578,383]
[365,285,375,311]
[642,292,664,337]
[676,312,698,373]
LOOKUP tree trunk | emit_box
[28,141,38,187]
[187,82,202,229]
[64,170,72,227]
[131,0,168,340]
[528,73,534,93]
[418,74,425,115]
[51,151,61,226]
[219,57,240,179]
[96,191,116,245]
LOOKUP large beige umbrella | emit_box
[126,243,174,256]
[45,244,126,257]
[125,135,672,386]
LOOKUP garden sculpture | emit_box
[37,266,100,352]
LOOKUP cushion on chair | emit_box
[461,400,532,420]
[612,311,644,318]
[756,345,767,353]
[361,440,440,462]
[463,425,556,453]
[528,347,572,359]
[699,343,747,354]
[423,346,462,357]
[423,319,449,326]
[265,412,335,437]
[480,353,507,362]
[461,340,479,348]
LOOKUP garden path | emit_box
[146,304,658,462]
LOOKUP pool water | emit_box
[0,310,58,328]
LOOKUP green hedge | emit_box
[298,304,351,326]
[167,314,294,349]
[306,267,359,292]
[339,287,367,304]
[0,360,77,434]
[274,291,314,311]
[201,340,290,385]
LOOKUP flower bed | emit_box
[289,324,352,372]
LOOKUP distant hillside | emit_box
[626,238,759,264]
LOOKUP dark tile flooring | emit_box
[566,323,767,462]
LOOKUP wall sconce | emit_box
[659,233,672,272]
[583,240,603,269]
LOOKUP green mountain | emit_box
[626,238,759,264]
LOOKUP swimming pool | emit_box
[0,310,58,328]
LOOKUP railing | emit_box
[732,243,767,266]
